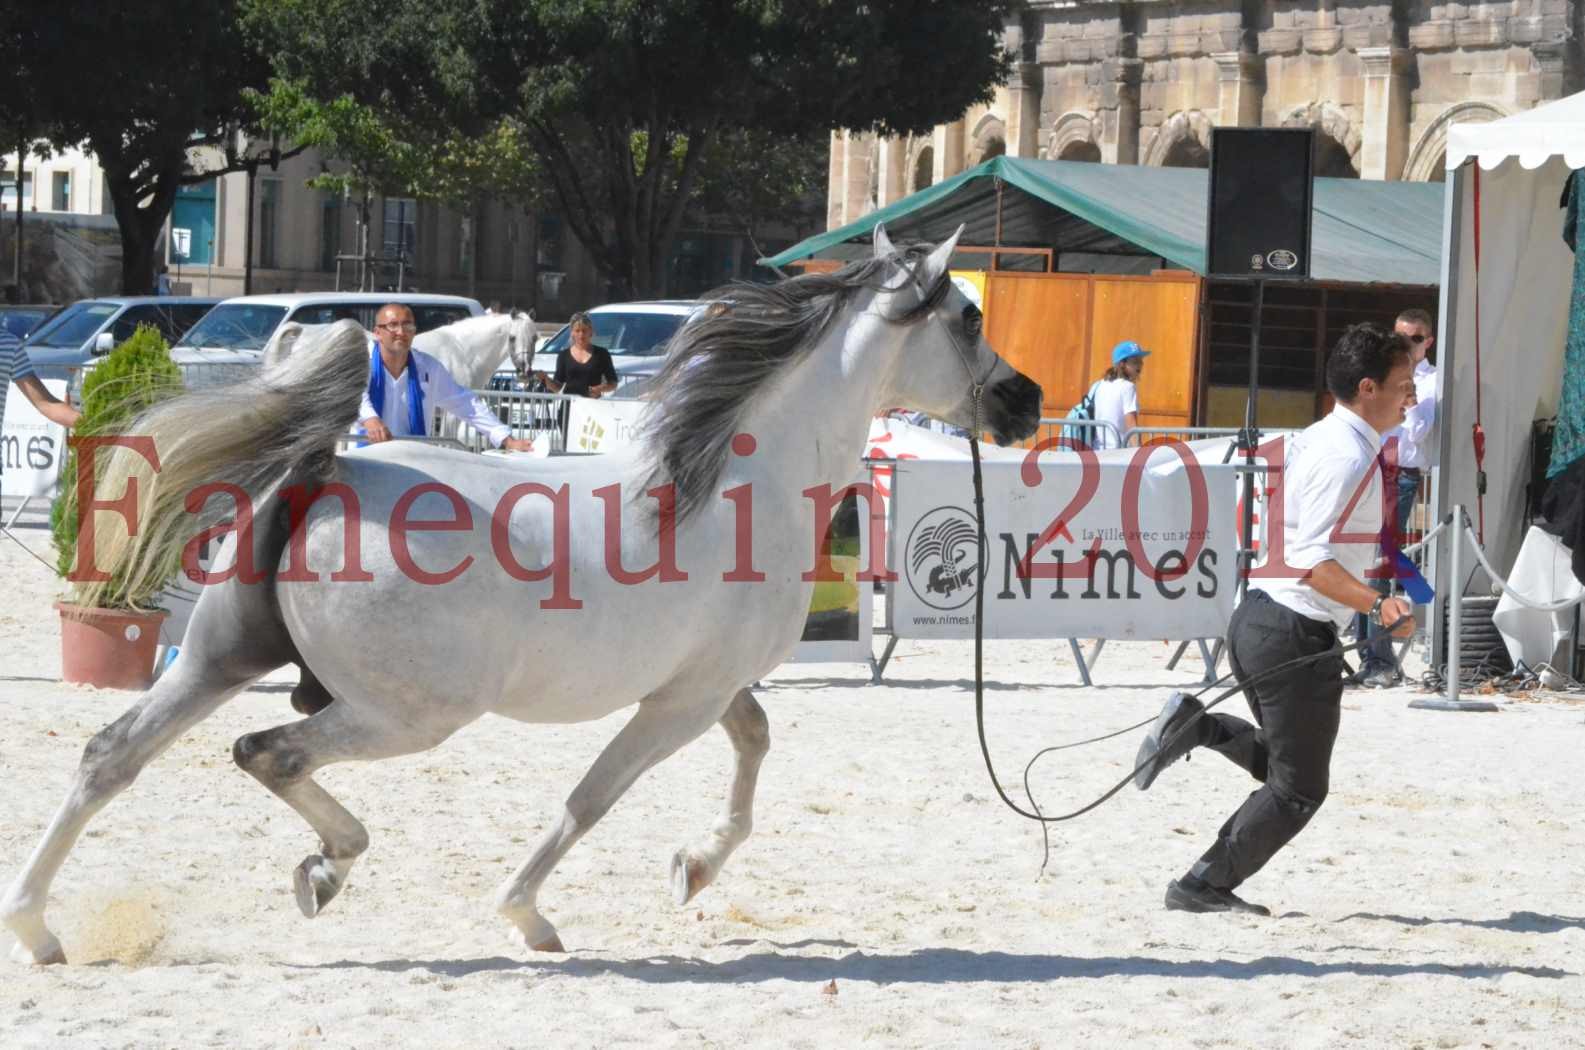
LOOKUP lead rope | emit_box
[963,408,1411,876]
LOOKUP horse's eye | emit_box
[962,305,982,338]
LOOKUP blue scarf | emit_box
[367,342,426,437]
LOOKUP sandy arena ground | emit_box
[3,500,1584,1049]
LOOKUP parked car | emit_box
[21,296,221,375]
[172,291,486,367]
[0,304,60,342]
[515,300,704,398]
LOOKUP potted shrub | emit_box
[51,324,185,689]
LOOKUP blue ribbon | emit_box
[367,341,425,437]
[1380,520,1435,606]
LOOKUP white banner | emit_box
[2,378,69,501]
[890,449,1239,640]
[565,397,648,453]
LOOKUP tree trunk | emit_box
[100,150,182,296]
[114,210,164,296]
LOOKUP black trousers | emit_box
[1189,589,1345,890]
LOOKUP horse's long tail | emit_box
[75,319,370,610]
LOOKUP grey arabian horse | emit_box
[3,226,1041,964]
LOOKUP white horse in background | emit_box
[264,311,536,390]
[2,226,1042,965]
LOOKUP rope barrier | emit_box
[1400,516,1449,559]
[1454,510,1585,614]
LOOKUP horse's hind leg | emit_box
[495,694,730,953]
[670,689,769,905]
[2,658,251,965]
[232,702,461,918]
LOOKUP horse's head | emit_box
[506,309,537,376]
[869,224,1042,445]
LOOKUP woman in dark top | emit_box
[535,312,618,398]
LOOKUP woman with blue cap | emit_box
[1089,340,1150,449]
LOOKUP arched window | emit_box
[979,136,1006,162]
[1058,140,1101,163]
[1161,136,1209,169]
[913,146,935,192]
[1313,135,1359,178]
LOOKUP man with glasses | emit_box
[357,303,535,452]
[1349,307,1438,689]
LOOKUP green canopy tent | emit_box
[762,155,1442,285]
[766,156,1443,429]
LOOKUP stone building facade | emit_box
[828,0,1583,228]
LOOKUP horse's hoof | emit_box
[670,849,711,906]
[508,912,562,953]
[293,855,343,918]
[10,935,66,966]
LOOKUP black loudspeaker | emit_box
[1206,127,1315,279]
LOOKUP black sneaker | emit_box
[1164,879,1271,916]
[1133,692,1204,791]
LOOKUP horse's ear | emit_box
[873,222,896,260]
[263,321,304,373]
[920,225,964,287]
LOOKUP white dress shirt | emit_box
[1258,403,1385,629]
[1384,359,1437,470]
[357,345,511,447]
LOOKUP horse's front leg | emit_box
[495,693,732,953]
[671,688,768,905]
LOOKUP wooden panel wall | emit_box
[983,270,1200,428]
[1088,275,1198,429]
[983,273,1089,417]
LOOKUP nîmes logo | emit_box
[905,506,984,610]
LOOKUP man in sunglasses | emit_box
[357,303,535,452]
[1349,307,1438,688]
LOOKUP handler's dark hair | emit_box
[1325,322,1411,403]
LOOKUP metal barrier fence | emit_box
[177,362,259,390]
[157,361,587,456]
[435,389,583,453]
[1033,416,1123,451]
[1125,426,1241,447]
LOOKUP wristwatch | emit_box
[1368,594,1388,626]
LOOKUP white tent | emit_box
[1433,92,1585,632]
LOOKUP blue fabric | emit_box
[1550,171,1585,478]
[366,342,425,437]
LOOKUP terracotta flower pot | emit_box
[56,602,168,691]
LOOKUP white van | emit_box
[171,292,485,367]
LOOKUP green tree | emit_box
[248,0,1016,298]
[2,1,305,294]
[0,14,67,296]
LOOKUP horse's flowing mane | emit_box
[643,246,948,521]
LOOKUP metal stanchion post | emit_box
[1411,505,1497,712]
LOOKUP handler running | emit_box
[1133,322,1418,915]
